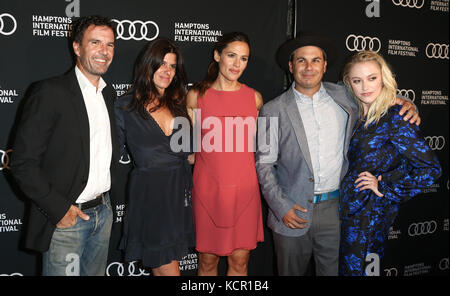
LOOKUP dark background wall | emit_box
[0,0,447,276]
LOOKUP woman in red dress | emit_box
[187,32,264,276]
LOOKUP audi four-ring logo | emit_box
[119,152,131,165]
[425,136,446,151]
[106,261,150,276]
[345,34,381,52]
[1,149,12,171]
[439,258,449,270]
[397,89,415,102]
[0,13,17,36]
[384,268,398,276]
[0,272,23,276]
[425,43,449,59]
[392,0,425,8]
[408,221,437,236]
[112,19,159,41]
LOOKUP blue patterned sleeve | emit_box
[378,112,442,203]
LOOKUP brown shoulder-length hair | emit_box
[126,37,189,121]
[192,32,251,98]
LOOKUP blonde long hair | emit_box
[342,51,397,128]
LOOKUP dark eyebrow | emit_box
[88,38,114,44]
[295,56,322,61]
[224,49,249,58]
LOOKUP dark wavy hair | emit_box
[125,37,189,121]
[71,15,116,44]
[193,32,251,97]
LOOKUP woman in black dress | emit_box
[115,38,194,276]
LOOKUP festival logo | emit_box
[397,89,416,102]
[0,13,17,36]
[112,19,159,41]
[424,136,446,151]
[179,253,198,272]
[0,149,12,171]
[384,267,398,276]
[421,90,448,105]
[0,272,23,276]
[425,43,449,59]
[32,15,72,38]
[0,87,19,104]
[112,83,132,97]
[0,212,22,233]
[404,262,432,276]
[106,261,150,276]
[174,22,223,43]
[439,258,449,270]
[408,220,438,236]
[345,34,381,52]
[387,39,419,57]
[115,204,125,223]
[430,0,449,11]
[391,0,425,9]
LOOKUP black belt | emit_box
[74,193,105,210]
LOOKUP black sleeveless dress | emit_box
[115,95,195,268]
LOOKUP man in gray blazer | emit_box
[255,32,419,276]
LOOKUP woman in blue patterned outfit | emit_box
[339,51,441,276]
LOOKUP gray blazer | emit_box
[255,82,358,237]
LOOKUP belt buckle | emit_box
[313,194,321,204]
[77,193,104,210]
[96,193,105,207]
[314,193,329,204]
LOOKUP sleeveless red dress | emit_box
[192,84,264,256]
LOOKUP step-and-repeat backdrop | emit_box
[0,0,448,276]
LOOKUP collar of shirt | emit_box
[75,66,106,94]
[291,82,328,104]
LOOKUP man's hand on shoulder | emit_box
[395,97,421,126]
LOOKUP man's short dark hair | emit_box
[71,15,116,44]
